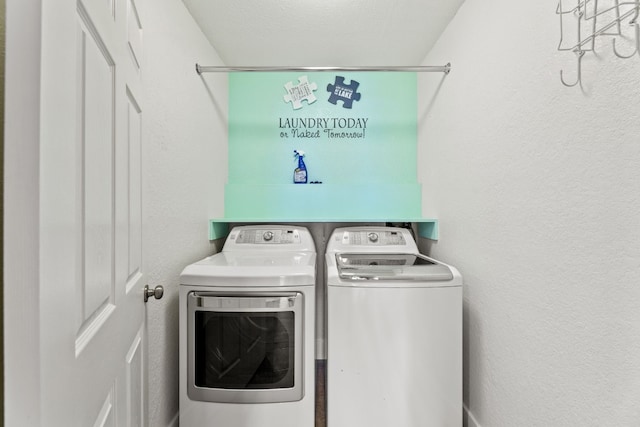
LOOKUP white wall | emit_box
[418,1,640,426]
[142,1,226,425]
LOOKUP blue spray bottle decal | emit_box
[293,150,308,184]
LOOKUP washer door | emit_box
[187,292,304,403]
[336,253,454,281]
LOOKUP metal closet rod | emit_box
[195,63,451,74]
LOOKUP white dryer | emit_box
[326,226,462,427]
[180,225,316,427]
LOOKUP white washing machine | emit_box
[326,226,462,427]
[179,225,316,427]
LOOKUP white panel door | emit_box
[37,0,148,425]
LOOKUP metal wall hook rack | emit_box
[557,0,640,87]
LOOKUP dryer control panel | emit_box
[236,228,301,244]
[222,225,316,252]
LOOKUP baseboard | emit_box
[463,404,481,427]
[167,411,179,427]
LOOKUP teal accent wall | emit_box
[226,72,421,220]
[229,72,417,184]
[210,71,440,239]
[224,183,422,220]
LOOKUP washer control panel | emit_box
[341,230,407,246]
[234,228,301,244]
[326,227,419,254]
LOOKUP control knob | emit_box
[368,232,379,243]
[263,231,274,241]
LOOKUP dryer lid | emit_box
[180,251,316,287]
[335,253,453,281]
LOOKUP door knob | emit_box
[144,285,164,302]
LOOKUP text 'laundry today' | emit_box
[279,117,369,130]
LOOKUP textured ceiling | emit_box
[182,0,465,66]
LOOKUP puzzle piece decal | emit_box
[283,76,318,110]
[327,76,362,109]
